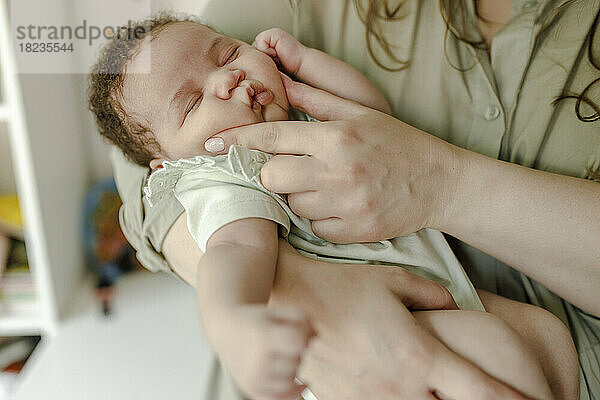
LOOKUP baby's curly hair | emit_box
[87,12,201,167]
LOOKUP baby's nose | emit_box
[213,69,246,100]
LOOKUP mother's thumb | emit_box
[280,72,364,121]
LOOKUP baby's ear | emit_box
[149,158,166,170]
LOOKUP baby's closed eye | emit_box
[222,45,240,66]
[184,91,204,121]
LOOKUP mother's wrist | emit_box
[426,140,474,235]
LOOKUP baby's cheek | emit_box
[197,100,263,134]
[263,102,289,122]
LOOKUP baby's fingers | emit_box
[253,29,280,54]
[268,325,312,358]
[254,28,304,76]
[269,355,302,380]
[261,377,306,400]
[269,306,311,325]
[268,309,315,355]
[253,40,278,57]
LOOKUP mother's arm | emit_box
[209,76,600,317]
[163,213,530,400]
[444,145,600,315]
[161,213,457,309]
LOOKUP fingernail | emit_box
[205,137,225,152]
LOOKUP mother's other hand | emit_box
[270,242,528,400]
[300,290,531,400]
[206,75,464,243]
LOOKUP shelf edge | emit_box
[0,104,10,121]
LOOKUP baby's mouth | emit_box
[235,79,274,114]
[232,79,287,122]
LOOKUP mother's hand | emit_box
[271,241,528,400]
[299,290,530,400]
[205,74,464,243]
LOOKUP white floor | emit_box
[9,270,215,400]
[0,372,17,400]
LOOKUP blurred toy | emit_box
[82,178,140,315]
[0,194,23,240]
[0,234,8,283]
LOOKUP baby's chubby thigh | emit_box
[413,307,555,399]
[474,289,579,400]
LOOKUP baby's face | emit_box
[120,22,289,166]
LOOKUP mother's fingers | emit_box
[310,217,355,244]
[205,75,368,155]
[279,72,365,121]
[431,350,531,400]
[208,120,324,155]
[300,339,438,400]
[297,348,359,400]
[260,154,320,192]
[287,191,343,220]
[300,369,353,400]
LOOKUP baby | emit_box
[88,15,485,400]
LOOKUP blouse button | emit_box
[484,105,501,121]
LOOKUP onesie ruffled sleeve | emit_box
[144,146,291,253]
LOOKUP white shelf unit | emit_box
[0,312,43,336]
[0,0,88,338]
[0,104,9,121]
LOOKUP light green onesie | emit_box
[144,144,484,312]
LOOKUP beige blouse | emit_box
[110,1,600,398]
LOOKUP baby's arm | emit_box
[254,28,391,114]
[197,217,312,400]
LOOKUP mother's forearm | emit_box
[437,147,600,315]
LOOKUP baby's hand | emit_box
[253,28,306,77]
[220,305,315,400]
